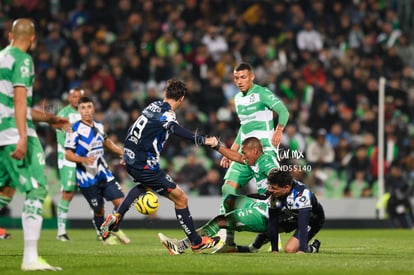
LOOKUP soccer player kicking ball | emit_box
[100,78,221,253]
[159,169,324,254]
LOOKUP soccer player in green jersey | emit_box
[215,137,280,194]
[56,88,83,241]
[219,62,289,249]
[158,137,279,254]
[159,168,324,255]
[0,18,67,271]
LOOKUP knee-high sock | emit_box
[94,215,104,230]
[199,218,221,237]
[175,207,201,245]
[112,185,146,231]
[221,185,237,245]
[117,185,146,216]
[22,199,43,264]
[57,199,70,236]
[0,195,12,209]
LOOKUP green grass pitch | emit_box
[0,228,413,274]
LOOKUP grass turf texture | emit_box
[0,229,413,274]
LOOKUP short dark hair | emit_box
[242,137,263,153]
[234,62,253,72]
[267,169,293,187]
[79,96,94,105]
[165,78,186,100]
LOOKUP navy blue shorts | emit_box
[126,166,176,196]
[280,204,325,242]
[79,180,124,211]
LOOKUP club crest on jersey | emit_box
[249,94,256,102]
[20,66,30,77]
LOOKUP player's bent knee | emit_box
[222,194,237,210]
[26,185,48,202]
[0,186,16,197]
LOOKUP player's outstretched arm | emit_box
[31,108,70,130]
[168,122,206,145]
[208,140,244,164]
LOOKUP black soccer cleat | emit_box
[308,239,321,253]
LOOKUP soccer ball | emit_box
[135,191,159,215]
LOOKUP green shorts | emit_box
[223,161,254,188]
[59,165,77,192]
[57,146,78,192]
[224,195,268,233]
[0,137,47,199]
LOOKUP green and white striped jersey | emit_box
[250,151,280,194]
[0,46,35,146]
[56,105,80,168]
[234,84,288,152]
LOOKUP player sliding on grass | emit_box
[159,169,324,254]
[100,78,221,253]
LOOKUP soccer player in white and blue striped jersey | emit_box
[65,96,129,245]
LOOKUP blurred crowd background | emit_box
[1,0,414,200]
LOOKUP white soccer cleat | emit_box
[21,257,62,271]
[111,229,131,244]
[56,234,70,242]
[103,235,120,245]
[158,233,186,255]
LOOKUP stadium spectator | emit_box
[200,75,227,115]
[302,58,327,89]
[103,98,129,136]
[306,128,335,169]
[280,123,306,153]
[155,30,179,59]
[178,153,207,195]
[201,25,229,62]
[39,67,63,100]
[296,20,323,53]
[326,122,348,148]
[344,145,373,197]
[44,22,66,63]
[198,168,222,196]
[395,34,414,67]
